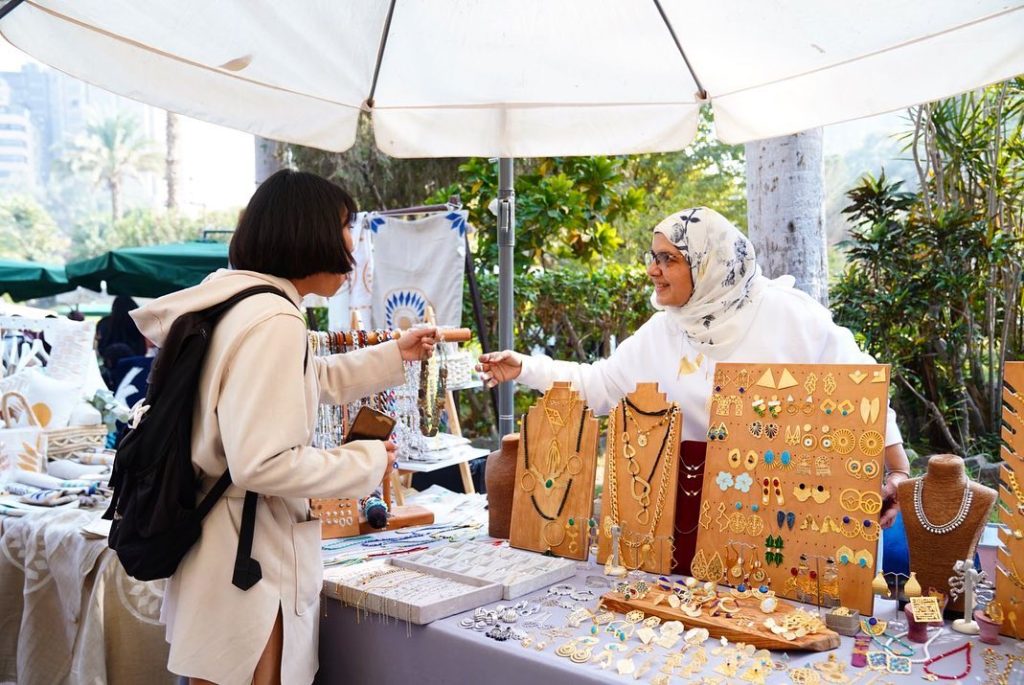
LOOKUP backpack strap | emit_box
[232,491,262,590]
[214,285,309,591]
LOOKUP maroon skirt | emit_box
[673,440,707,573]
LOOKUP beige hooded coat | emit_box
[131,270,404,684]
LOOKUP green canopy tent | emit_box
[0,259,75,301]
[65,242,229,298]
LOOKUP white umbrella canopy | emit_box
[4,0,1023,157]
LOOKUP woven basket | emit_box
[46,424,108,458]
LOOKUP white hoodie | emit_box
[132,269,404,685]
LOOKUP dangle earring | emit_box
[729,544,745,582]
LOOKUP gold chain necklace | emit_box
[607,403,679,567]
[1004,470,1024,516]
[621,403,675,524]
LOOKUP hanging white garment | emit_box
[370,211,469,329]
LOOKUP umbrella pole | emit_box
[497,158,516,437]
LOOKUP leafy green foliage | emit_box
[0,194,68,262]
[833,78,1024,459]
[67,208,240,261]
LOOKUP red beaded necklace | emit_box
[922,642,972,681]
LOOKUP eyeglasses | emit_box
[642,250,683,269]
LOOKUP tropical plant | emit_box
[833,77,1024,458]
[56,111,163,222]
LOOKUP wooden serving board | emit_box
[600,588,840,652]
[996,361,1024,638]
[509,382,599,560]
[597,383,680,574]
[692,363,890,616]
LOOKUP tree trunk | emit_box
[745,129,828,306]
[109,178,121,222]
[165,112,181,210]
[255,136,284,185]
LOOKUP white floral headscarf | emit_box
[652,207,789,358]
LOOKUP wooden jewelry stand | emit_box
[995,361,1024,638]
[509,382,599,560]
[693,363,890,616]
[597,383,681,575]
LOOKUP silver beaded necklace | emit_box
[913,478,973,535]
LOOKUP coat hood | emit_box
[131,269,302,346]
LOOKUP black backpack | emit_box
[103,285,304,589]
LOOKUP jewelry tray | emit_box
[322,559,502,625]
[394,541,576,599]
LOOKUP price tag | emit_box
[909,596,942,623]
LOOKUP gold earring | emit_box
[811,485,831,504]
[728,449,742,469]
[744,450,758,471]
[793,483,812,503]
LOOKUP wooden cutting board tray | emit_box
[600,588,840,652]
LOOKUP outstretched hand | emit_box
[476,350,524,388]
[398,327,437,362]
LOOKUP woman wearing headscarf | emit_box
[478,207,911,570]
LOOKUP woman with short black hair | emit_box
[132,169,436,685]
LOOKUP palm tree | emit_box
[59,112,162,222]
[165,111,181,210]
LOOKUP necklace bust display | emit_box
[898,455,996,615]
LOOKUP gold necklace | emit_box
[621,403,675,524]
[1004,470,1024,516]
[606,402,679,566]
[540,394,579,474]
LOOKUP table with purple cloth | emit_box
[317,562,1023,684]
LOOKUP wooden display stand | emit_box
[509,382,599,560]
[597,383,680,574]
[600,588,840,652]
[996,361,1024,638]
[693,363,890,616]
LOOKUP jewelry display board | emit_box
[395,541,576,599]
[597,383,681,575]
[510,382,599,560]
[996,361,1024,638]
[322,559,502,625]
[600,587,840,652]
[693,363,890,616]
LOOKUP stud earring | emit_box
[751,396,766,417]
[811,485,831,504]
[804,372,817,394]
[815,455,831,477]
[774,478,784,506]
[854,549,873,569]
[820,399,836,415]
[837,400,854,417]
[767,396,782,418]
[765,423,779,440]
[728,449,742,469]
[763,449,776,468]
[748,421,763,438]
[824,373,837,396]
[837,545,854,565]
[801,433,818,450]
[744,450,758,471]
[793,483,812,503]
[762,478,771,506]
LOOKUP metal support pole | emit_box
[497,158,516,437]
